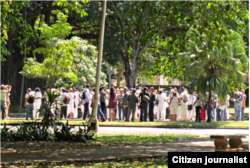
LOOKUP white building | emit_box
[139,75,183,87]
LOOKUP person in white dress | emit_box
[156,90,166,121]
[67,88,74,118]
[169,91,181,121]
[179,88,188,121]
[176,90,182,121]
[192,92,197,120]
[34,87,42,119]
[135,88,141,120]
[161,88,168,121]
[73,87,80,118]
[154,89,159,120]
[187,91,195,121]
[88,89,94,117]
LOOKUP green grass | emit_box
[1,156,169,168]
[1,119,249,128]
[97,134,196,146]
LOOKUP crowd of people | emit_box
[0,84,247,122]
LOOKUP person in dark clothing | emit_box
[127,89,139,122]
[139,87,150,122]
[82,85,90,120]
[165,87,172,119]
[148,87,156,121]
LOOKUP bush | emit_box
[1,121,95,142]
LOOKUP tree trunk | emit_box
[207,85,212,122]
[126,71,137,89]
[123,50,139,89]
[116,69,123,88]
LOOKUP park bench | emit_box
[210,134,248,152]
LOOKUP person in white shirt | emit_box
[1,85,12,120]
[34,87,42,119]
[88,88,94,117]
[169,91,181,121]
[192,92,203,122]
[187,91,195,121]
[192,92,197,120]
[73,87,80,119]
[67,88,75,118]
[179,87,188,121]
[156,90,166,121]
[161,88,168,120]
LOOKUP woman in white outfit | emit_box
[156,91,166,121]
[135,89,141,120]
[187,92,195,121]
[67,88,75,118]
[88,89,94,117]
[154,89,159,120]
[175,91,181,121]
[34,87,42,119]
[169,91,181,121]
[73,88,80,118]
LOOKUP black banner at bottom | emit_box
[168,152,250,167]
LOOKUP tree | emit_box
[1,0,92,105]
[178,28,248,122]
[20,13,107,88]
[144,1,248,86]
[106,1,190,88]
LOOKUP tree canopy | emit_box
[20,13,107,89]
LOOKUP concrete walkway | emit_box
[1,137,249,164]
[98,127,250,135]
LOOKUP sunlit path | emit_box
[98,127,249,137]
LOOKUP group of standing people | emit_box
[0,84,247,122]
[100,86,247,122]
[23,86,93,120]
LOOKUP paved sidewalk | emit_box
[1,137,249,164]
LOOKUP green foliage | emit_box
[0,122,95,142]
[142,1,248,85]
[19,13,107,88]
[180,29,247,100]
[41,91,60,129]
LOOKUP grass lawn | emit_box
[1,134,195,154]
[1,156,169,168]
[1,119,249,128]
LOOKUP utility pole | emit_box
[19,6,26,113]
[90,0,106,132]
